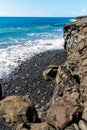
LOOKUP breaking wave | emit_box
[0,38,64,78]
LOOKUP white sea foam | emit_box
[69,18,75,22]
[0,38,64,78]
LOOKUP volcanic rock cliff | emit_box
[43,16,87,129]
[0,17,87,130]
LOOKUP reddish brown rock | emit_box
[46,96,81,129]
[46,105,67,129]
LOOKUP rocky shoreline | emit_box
[1,49,67,121]
[0,16,87,130]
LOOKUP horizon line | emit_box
[0,16,75,18]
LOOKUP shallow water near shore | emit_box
[0,17,73,79]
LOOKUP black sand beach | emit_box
[1,49,67,113]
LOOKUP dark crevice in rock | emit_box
[72,75,80,85]
[79,46,87,54]
[23,123,31,129]
[64,41,67,50]
[26,107,41,123]
[47,70,58,79]
[72,108,83,123]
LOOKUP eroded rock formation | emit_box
[45,16,87,129]
[0,16,87,130]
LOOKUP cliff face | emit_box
[44,17,87,129]
[63,17,87,106]
[64,17,87,55]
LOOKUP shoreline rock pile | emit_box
[0,16,87,129]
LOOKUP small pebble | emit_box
[73,123,80,130]
[37,90,40,94]
[25,80,28,84]
[79,120,87,130]
[41,100,44,103]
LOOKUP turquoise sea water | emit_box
[0,17,73,78]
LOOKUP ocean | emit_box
[0,17,73,78]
